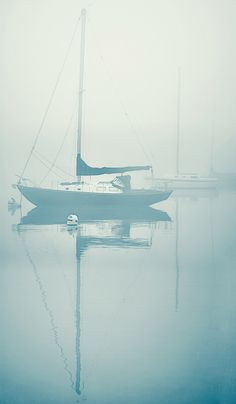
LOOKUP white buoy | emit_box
[67,214,79,227]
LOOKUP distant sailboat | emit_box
[151,68,217,189]
[16,9,172,207]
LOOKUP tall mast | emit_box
[176,67,181,176]
[77,8,86,171]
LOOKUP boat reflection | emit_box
[13,205,171,398]
[19,205,171,226]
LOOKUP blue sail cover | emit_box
[76,154,151,176]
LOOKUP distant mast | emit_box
[77,8,86,180]
[176,67,181,176]
[210,122,215,176]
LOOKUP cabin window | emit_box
[96,186,106,192]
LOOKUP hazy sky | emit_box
[1,0,236,185]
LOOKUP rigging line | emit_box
[19,232,75,391]
[69,122,77,175]
[34,150,75,179]
[39,100,78,185]
[100,53,152,164]
[19,14,81,182]
[120,101,153,163]
[122,116,163,175]
[33,152,65,180]
[87,25,154,165]
[148,150,163,176]
[33,152,68,180]
[34,149,75,178]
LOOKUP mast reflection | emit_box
[16,205,171,398]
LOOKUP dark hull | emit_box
[17,185,172,207]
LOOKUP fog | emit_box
[1,0,236,186]
[1,4,236,403]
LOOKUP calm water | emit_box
[1,190,236,404]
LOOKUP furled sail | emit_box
[76,154,151,176]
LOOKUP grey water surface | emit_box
[1,190,236,404]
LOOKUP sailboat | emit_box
[16,9,172,208]
[151,69,217,189]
